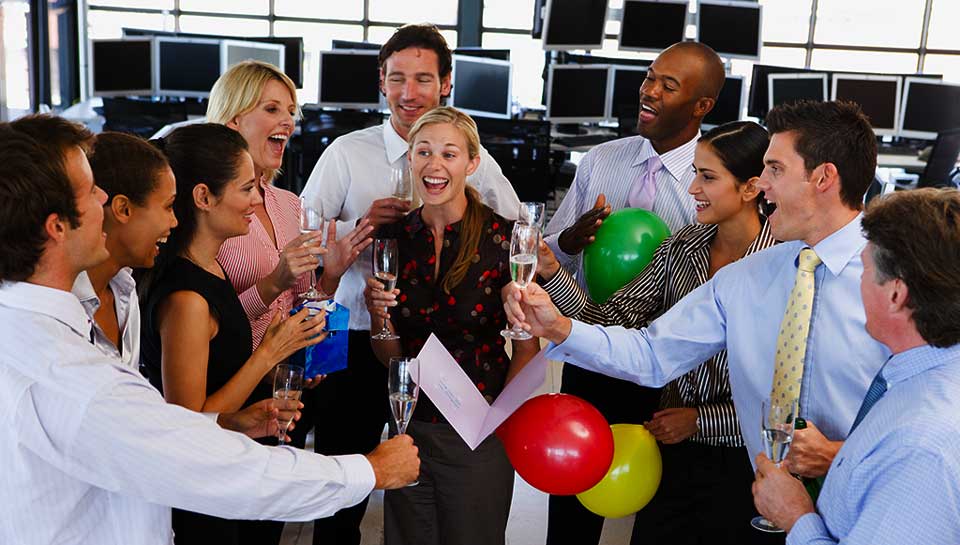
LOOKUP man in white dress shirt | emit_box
[0,114,419,545]
[540,41,727,545]
[299,23,521,545]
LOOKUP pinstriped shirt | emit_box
[544,134,699,290]
[543,221,778,447]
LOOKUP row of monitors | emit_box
[91,37,285,98]
[765,73,960,140]
[542,0,762,59]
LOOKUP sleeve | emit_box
[237,284,271,321]
[473,147,521,221]
[545,276,728,388]
[544,149,595,272]
[300,141,358,244]
[541,266,590,318]
[694,400,740,441]
[21,372,376,522]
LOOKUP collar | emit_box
[406,207,465,237]
[0,280,92,339]
[382,119,409,165]
[71,268,136,308]
[808,213,865,277]
[883,344,960,387]
[632,133,699,182]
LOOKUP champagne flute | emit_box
[390,165,413,203]
[388,356,420,486]
[298,197,324,302]
[751,399,798,533]
[501,222,539,340]
[372,238,400,341]
[519,201,546,230]
[272,363,304,444]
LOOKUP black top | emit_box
[141,256,268,406]
[381,207,515,423]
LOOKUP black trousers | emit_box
[287,330,388,545]
[631,441,784,545]
[545,364,662,545]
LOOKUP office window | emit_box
[87,0,173,8]
[759,0,811,44]
[273,1,363,21]
[274,21,364,103]
[179,0,269,16]
[1,0,31,117]
[369,0,457,26]
[810,49,918,74]
[87,10,174,40]
[926,0,960,50]
[814,0,925,49]
[923,55,960,85]
[483,0,534,30]
[482,32,545,109]
[178,15,270,37]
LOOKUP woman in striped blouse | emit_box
[539,120,778,545]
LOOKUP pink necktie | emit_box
[628,155,662,210]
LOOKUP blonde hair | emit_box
[407,106,488,294]
[206,60,301,182]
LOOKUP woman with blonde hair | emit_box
[365,106,539,545]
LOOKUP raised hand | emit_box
[319,218,375,289]
[557,194,612,256]
[267,232,325,294]
[363,197,411,227]
[501,282,572,343]
[537,240,561,281]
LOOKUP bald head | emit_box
[658,42,725,99]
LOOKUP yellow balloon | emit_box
[576,424,662,518]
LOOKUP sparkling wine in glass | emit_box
[298,197,324,302]
[389,356,420,486]
[272,363,304,444]
[501,222,539,341]
[751,399,798,533]
[372,238,400,341]
[391,166,413,203]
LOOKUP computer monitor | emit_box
[450,55,512,120]
[747,64,817,119]
[767,73,828,111]
[221,40,285,73]
[609,65,648,119]
[619,0,688,53]
[919,128,960,187]
[317,50,381,110]
[702,75,745,128]
[331,40,381,51]
[153,37,224,98]
[898,78,960,140]
[831,74,901,136]
[90,38,155,97]
[542,0,609,51]
[697,1,763,60]
[546,64,611,123]
[453,47,511,62]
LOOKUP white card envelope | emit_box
[415,334,549,450]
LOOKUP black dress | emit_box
[141,256,272,545]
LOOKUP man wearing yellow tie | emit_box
[502,100,889,516]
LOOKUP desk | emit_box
[878,153,925,172]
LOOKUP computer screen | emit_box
[154,37,223,98]
[450,55,512,119]
[317,50,381,110]
[610,65,648,119]
[453,48,511,62]
[331,40,382,51]
[767,73,828,111]
[697,1,762,60]
[543,0,609,50]
[222,40,285,72]
[619,0,688,53]
[899,78,960,140]
[747,64,817,119]
[91,39,154,97]
[702,75,744,128]
[920,128,960,187]
[546,64,611,123]
[831,74,901,135]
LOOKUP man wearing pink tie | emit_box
[541,41,726,545]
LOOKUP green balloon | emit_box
[583,208,670,304]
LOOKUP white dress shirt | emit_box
[544,134,699,290]
[300,119,522,330]
[71,268,140,371]
[0,280,376,545]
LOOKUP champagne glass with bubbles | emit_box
[751,399,798,533]
[501,222,539,340]
[298,197,324,302]
[273,364,304,444]
[388,356,420,486]
[391,166,413,203]
[372,238,400,341]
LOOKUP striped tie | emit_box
[770,248,822,409]
[849,368,888,433]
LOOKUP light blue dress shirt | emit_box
[547,215,890,464]
[788,344,960,545]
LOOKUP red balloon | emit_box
[496,393,614,495]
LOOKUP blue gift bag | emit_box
[288,300,349,379]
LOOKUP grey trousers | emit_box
[384,420,515,545]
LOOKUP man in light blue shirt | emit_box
[753,188,960,544]
[505,101,890,476]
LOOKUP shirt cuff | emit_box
[331,454,377,508]
[787,512,834,545]
[545,319,594,363]
[203,412,219,423]
[239,284,271,320]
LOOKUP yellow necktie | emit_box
[770,248,822,409]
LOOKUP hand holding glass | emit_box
[272,364,304,444]
[501,223,539,340]
[298,197,324,302]
[751,399,798,533]
[372,238,400,341]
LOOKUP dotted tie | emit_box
[769,248,822,411]
[849,367,888,434]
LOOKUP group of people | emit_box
[1,20,959,545]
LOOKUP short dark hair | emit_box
[379,23,452,80]
[0,115,94,282]
[700,121,769,185]
[862,188,960,347]
[89,132,170,206]
[765,100,877,210]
